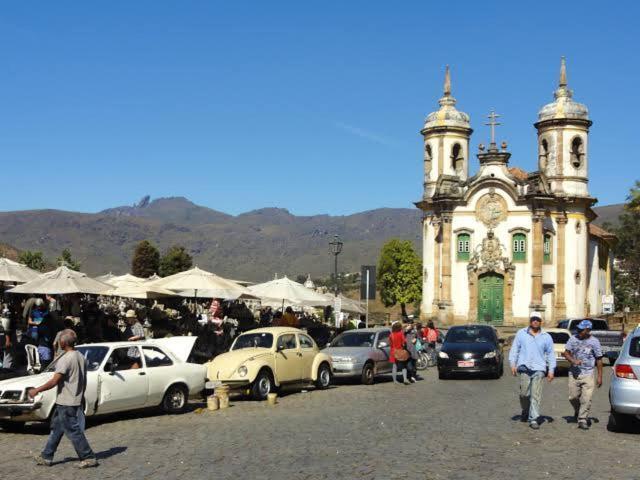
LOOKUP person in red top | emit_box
[389,322,409,385]
[423,320,439,348]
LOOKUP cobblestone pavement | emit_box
[1,362,639,480]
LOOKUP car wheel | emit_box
[361,362,375,385]
[438,370,448,380]
[315,363,332,389]
[0,421,25,433]
[251,369,273,401]
[608,410,634,432]
[161,384,189,414]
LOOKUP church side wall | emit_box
[564,214,588,318]
[421,218,435,318]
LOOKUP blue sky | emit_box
[1,1,638,215]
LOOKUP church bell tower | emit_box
[534,57,592,197]
[421,66,473,199]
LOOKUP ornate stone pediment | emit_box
[475,190,507,228]
[468,230,514,274]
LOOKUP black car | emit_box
[437,325,504,379]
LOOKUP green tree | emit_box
[159,245,193,277]
[18,250,47,272]
[377,239,422,317]
[57,248,81,271]
[131,240,160,278]
[612,181,640,310]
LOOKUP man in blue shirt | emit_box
[509,311,556,430]
[563,319,603,430]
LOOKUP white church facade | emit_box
[416,59,615,326]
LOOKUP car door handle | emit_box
[138,372,146,376]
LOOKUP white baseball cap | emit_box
[529,311,543,321]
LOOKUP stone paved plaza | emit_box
[1,362,639,480]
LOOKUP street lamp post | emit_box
[329,235,343,297]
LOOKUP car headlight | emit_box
[484,351,497,359]
[438,351,449,359]
[237,366,248,377]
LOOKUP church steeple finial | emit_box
[444,65,451,96]
[559,56,567,88]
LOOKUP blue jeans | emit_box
[42,405,94,461]
[519,370,545,423]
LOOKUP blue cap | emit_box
[577,320,593,330]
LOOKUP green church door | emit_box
[478,273,504,325]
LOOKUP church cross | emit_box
[485,109,501,146]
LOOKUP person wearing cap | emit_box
[124,310,144,368]
[562,319,603,430]
[508,312,556,430]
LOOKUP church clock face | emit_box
[475,192,508,228]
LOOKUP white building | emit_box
[416,59,615,326]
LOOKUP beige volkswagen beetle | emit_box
[206,327,333,400]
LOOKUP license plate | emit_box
[205,381,222,389]
[457,360,474,368]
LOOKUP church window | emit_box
[539,138,549,170]
[512,233,527,262]
[457,233,470,261]
[425,144,433,175]
[451,143,463,173]
[543,234,552,264]
[570,137,583,169]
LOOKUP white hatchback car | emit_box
[0,337,206,429]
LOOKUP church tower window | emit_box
[457,233,470,261]
[543,233,552,264]
[512,233,527,262]
[451,143,463,174]
[539,138,549,170]
[570,137,584,169]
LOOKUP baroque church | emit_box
[416,59,615,326]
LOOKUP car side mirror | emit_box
[276,344,285,352]
[106,361,116,374]
[377,341,388,348]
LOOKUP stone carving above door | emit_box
[468,230,514,274]
[475,190,508,228]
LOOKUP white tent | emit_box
[247,276,330,308]
[95,272,117,285]
[148,266,256,300]
[7,266,112,295]
[109,273,146,287]
[0,258,41,284]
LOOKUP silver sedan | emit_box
[609,327,640,431]
[323,328,392,384]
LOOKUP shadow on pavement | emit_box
[54,446,127,466]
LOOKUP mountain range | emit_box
[0,197,623,282]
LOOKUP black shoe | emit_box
[520,412,529,422]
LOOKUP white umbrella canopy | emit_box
[107,283,178,300]
[323,293,365,314]
[7,266,112,295]
[248,276,331,307]
[109,273,146,287]
[0,258,41,284]
[95,272,117,285]
[148,266,256,300]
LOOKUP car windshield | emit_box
[445,327,494,343]
[232,333,273,350]
[548,332,570,344]
[44,346,109,373]
[589,320,608,330]
[330,332,376,348]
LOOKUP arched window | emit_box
[424,144,433,174]
[570,137,583,169]
[457,233,471,261]
[539,138,549,170]
[543,233,552,264]
[512,233,527,262]
[451,143,463,173]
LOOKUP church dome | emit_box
[423,66,471,131]
[537,58,589,123]
[303,274,315,289]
